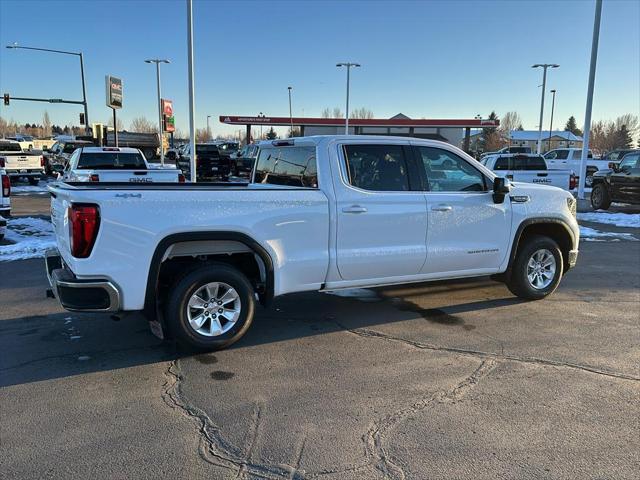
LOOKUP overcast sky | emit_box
[0,0,638,137]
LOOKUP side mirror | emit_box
[493,176,511,204]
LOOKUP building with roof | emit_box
[219,114,499,151]
[468,130,583,153]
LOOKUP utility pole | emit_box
[578,0,602,200]
[532,63,559,154]
[287,87,293,136]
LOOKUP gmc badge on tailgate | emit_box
[129,177,152,183]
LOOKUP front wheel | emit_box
[590,183,611,210]
[165,263,255,350]
[506,235,563,300]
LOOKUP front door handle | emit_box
[342,205,367,214]
[431,204,452,212]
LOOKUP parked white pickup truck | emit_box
[0,139,44,185]
[543,148,605,187]
[0,165,10,218]
[46,136,579,350]
[61,146,184,183]
[481,154,575,191]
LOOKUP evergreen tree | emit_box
[479,111,501,152]
[265,127,277,140]
[564,116,582,136]
[615,125,633,149]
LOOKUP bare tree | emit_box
[351,107,374,119]
[332,107,344,118]
[614,114,638,138]
[42,111,52,137]
[107,116,124,131]
[500,111,522,136]
[195,128,209,143]
[321,108,331,118]
[130,116,157,133]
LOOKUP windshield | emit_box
[77,152,147,170]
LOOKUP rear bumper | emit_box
[8,170,42,178]
[45,249,121,312]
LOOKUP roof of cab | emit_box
[78,146,141,154]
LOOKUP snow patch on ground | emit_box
[324,288,380,302]
[0,217,56,261]
[11,180,52,195]
[577,212,640,228]
[579,226,638,242]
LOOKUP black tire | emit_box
[506,235,564,300]
[591,183,611,210]
[143,148,156,160]
[28,177,39,186]
[165,262,255,350]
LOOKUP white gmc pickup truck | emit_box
[46,136,580,350]
[61,146,183,183]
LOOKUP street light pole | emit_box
[336,62,360,135]
[532,63,559,154]
[287,87,293,136]
[578,0,603,200]
[145,59,170,164]
[186,0,197,183]
[207,115,211,140]
[6,43,90,133]
[259,112,264,139]
[547,89,557,152]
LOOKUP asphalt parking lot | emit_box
[1,189,639,479]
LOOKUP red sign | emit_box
[162,99,173,116]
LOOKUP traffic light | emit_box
[79,112,85,125]
[3,93,9,106]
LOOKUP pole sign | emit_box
[105,75,123,109]
[162,99,175,132]
[164,116,176,133]
[161,99,173,116]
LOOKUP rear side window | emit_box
[254,146,317,188]
[494,157,510,170]
[343,144,409,191]
[77,152,146,169]
[513,155,546,170]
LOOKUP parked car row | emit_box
[591,149,640,210]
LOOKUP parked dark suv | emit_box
[177,143,232,181]
[591,150,640,210]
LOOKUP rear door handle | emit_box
[431,204,452,212]
[342,205,367,214]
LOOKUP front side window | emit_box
[343,144,409,191]
[254,146,317,188]
[619,154,639,170]
[417,147,486,192]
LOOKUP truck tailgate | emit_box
[2,152,42,171]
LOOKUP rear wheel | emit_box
[590,183,611,210]
[165,263,255,350]
[143,148,156,160]
[506,235,563,300]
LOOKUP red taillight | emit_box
[40,156,45,167]
[1,175,10,197]
[68,204,100,258]
[89,174,100,182]
[569,174,577,190]
[178,173,186,183]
